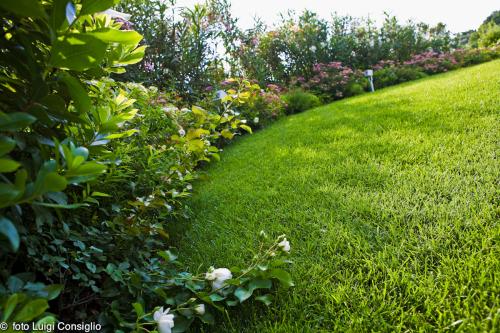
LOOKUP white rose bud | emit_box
[194,304,205,315]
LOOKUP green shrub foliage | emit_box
[0,1,292,331]
[282,90,321,114]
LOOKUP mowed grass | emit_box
[175,60,500,332]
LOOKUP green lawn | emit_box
[175,60,500,332]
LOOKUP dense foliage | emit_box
[0,1,292,332]
[468,10,500,47]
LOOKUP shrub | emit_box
[373,66,427,88]
[0,1,293,331]
[199,79,287,129]
[402,51,458,74]
[452,46,500,66]
[291,62,366,101]
[371,48,500,89]
[117,0,239,101]
[282,90,321,114]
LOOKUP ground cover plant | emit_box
[175,61,500,332]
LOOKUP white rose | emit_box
[253,117,259,124]
[178,128,186,137]
[194,304,205,315]
[153,307,174,333]
[205,267,232,292]
[278,238,291,253]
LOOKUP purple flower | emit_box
[143,61,154,72]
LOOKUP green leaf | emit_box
[0,217,20,251]
[0,112,37,131]
[65,162,107,183]
[80,0,119,16]
[0,158,20,173]
[44,285,63,301]
[0,183,22,208]
[208,294,225,302]
[240,124,253,134]
[85,262,97,273]
[221,129,234,139]
[187,139,206,152]
[0,136,16,156]
[44,173,68,192]
[234,278,272,303]
[191,105,207,117]
[2,293,18,321]
[13,299,49,322]
[59,73,91,113]
[50,0,68,31]
[117,45,147,65]
[91,191,110,197]
[33,161,67,196]
[199,311,215,324]
[50,33,107,71]
[269,269,294,288]
[32,202,88,209]
[0,0,46,18]
[90,28,143,45]
[7,276,24,293]
[132,303,144,317]
[255,294,273,306]
[171,316,193,333]
[234,287,252,303]
[34,316,57,330]
[105,129,138,139]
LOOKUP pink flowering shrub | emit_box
[372,47,500,88]
[292,62,366,101]
[402,51,459,74]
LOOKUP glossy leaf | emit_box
[90,29,143,45]
[0,136,16,156]
[269,269,294,288]
[234,278,272,303]
[50,33,107,71]
[132,303,144,317]
[0,158,20,173]
[0,112,37,131]
[0,0,46,18]
[255,294,273,306]
[45,285,64,301]
[50,0,68,31]
[13,299,49,321]
[116,45,147,65]
[0,217,20,251]
[60,73,91,113]
[80,0,120,16]
[2,293,18,321]
[239,124,253,134]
